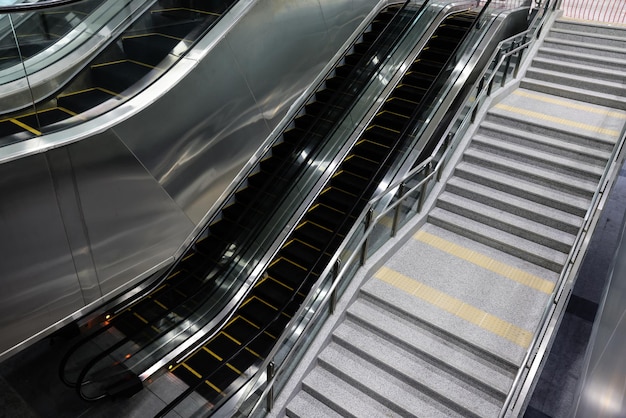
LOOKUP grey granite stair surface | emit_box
[436,192,576,253]
[542,36,626,60]
[345,299,516,396]
[463,148,597,197]
[471,134,604,180]
[485,107,618,150]
[445,176,583,234]
[525,67,626,98]
[519,77,626,110]
[428,207,568,272]
[477,121,611,166]
[530,56,626,84]
[286,391,345,418]
[553,18,626,38]
[536,46,626,71]
[454,162,590,216]
[549,28,626,48]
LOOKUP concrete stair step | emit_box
[454,162,590,217]
[286,391,345,418]
[428,208,567,272]
[485,106,616,151]
[530,56,626,84]
[536,46,626,71]
[301,367,403,418]
[549,28,626,49]
[553,19,626,38]
[477,121,611,166]
[542,36,626,61]
[471,134,604,181]
[437,192,576,253]
[446,176,583,235]
[525,66,626,98]
[347,298,516,397]
[520,77,626,111]
[328,324,502,417]
[463,147,597,198]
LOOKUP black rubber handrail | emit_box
[0,0,88,13]
[60,0,422,396]
[154,3,492,417]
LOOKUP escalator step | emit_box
[392,83,428,104]
[246,331,276,359]
[354,138,391,161]
[401,72,435,91]
[428,35,463,51]
[239,297,279,326]
[282,127,324,146]
[418,48,451,65]
[122,33,183,66]
[315,87,354,105]
[184,346,222,377]
[363,125,398,144]
[373,110,410,133]
[226,347,260,376]
[266,258,308,290]
[18,108,73,132]
[148,13,198,39]
[319,186,360,214]
[0,120,31,140]
[383,97,416,117]
[293,221,334,251]
[224,316,261,345]
[91,60,154,93]
[204,332,240,361]
[330,170,370,196]
[342,155,379,179]
[270,141,297,160]
[280,239,330,271]
[294,113,334,133]
[234,186,276,213]
[209,218,249,244]
[57,88,118,114]
[253,277,296,309]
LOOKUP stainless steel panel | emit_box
[68,131,195,296]
[0,154,83,357]
[117,0,379,224]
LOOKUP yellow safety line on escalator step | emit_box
[57,107,78,117]
[513,90,626,119]
[374,266,533,348]
[203,347,222,361]
[205,380,222,394]
[133,312,149,324]
[167,270,181,280]
[243,296,278,312]
[10,119,40,135]
[414,230,555,294]
[387,95,419,105]
[222,331,241,345]
[268,256,307,271]
[182,362,202,378]
[494,103,620,137]
[92,59,157,70]
[123,32,185,42]
[227,363,241,374]
[376,109,410,119]
[152,299,168,311]
[58,87,122,99]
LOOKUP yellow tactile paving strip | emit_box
[414,230,555,294]
[374,266,533,348]
[494,103,621,137]
[513,90,626,119]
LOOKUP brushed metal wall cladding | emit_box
[0,154,83,356]
[115,0,380,223]
[66,132,194,296]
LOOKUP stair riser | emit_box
[463,153,595,199]
[470,140,602,181]
[477,126,608,166]
[454,168,587,217]
[436,198,573,253]
[485,112,616,150]
[445,183,581,235]
[428,213,563,272]
[301,382,358,418]
[552,21,626,38]
[549,31,626,49]
[536,48,623,71]
[520,78,626,110]
[343,314,509,400]
[542,39,626,60]
[525,68,626,98]
[530,58,625,84]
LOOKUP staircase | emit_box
[281,18,626,418]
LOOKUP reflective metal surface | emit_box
[0,153,83,356]
[117,0,381,223]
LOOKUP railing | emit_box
[561,0,626,24]
[229,0,561,416]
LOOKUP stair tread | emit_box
[317,344,469,417]
[286,391,345,418]
[471,134,604,178]
[537,46,626,68]
[543,36,626,55]
[464,147,597,195]
[346,299,515,395]
[531,56,626,81]
[446,176,583,233]
[437,192,576,251]
[526,66,626,91]
[520,77,626,110]
[478,120,611,163]
[550,27,626,44]
[455,162,590,215]
[429,207,568,272]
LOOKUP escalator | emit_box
[161,8,480,415]
[59,1,422,401]
[0,0,237,145]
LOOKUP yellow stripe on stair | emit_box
[513,90,626,119]
[414,230,555,294]
[495,103,620,137]
[374,266,533,348]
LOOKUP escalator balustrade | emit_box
[0,0,235,145]
[60,4,409,397]
[167,9,478,410]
